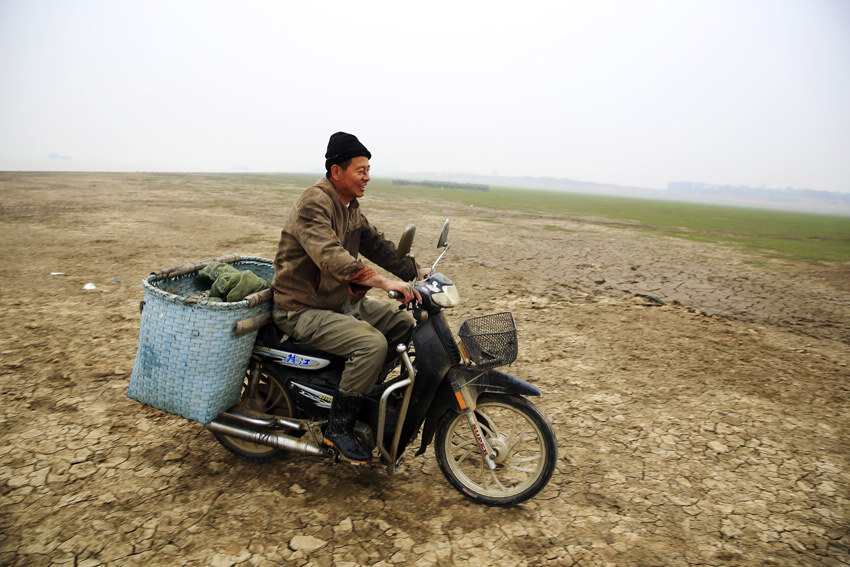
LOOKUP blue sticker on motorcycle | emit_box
[252,346,331,370]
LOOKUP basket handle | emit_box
[150,254,242,281]
[243,288,273,308]
[234,311,272,336]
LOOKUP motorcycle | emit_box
[205,220,558,506]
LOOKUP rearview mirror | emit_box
[437,219,450,248]
[397,224,416,258]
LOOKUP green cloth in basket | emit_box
[198,262,269,302]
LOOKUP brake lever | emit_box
[388,290,423,318]
[388,290,412,310]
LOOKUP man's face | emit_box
[331,156,370,203]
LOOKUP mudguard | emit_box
[459,367,542,398]
[414,367,541,456]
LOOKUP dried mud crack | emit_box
[0,172,847,566]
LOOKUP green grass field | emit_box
[363,179,850,264]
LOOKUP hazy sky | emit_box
[2,0,849,192]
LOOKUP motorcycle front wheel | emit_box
[434,394,557,506]
[212,363,295,462]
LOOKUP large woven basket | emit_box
[128,255,274,424]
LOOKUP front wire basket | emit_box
[457,312,517,369]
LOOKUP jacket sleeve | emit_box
[358,215,418,281]
[292,194,362,283]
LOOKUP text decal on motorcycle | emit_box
[253,346,330,370]
[291,382,333,409]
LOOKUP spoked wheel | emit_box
[212,363,295,462]
[435,394,557,506]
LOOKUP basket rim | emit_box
[142,256,272,310]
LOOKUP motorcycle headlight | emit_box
[431,284,460,307]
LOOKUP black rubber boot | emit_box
[324,392,372,464]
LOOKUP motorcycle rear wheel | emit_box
[435,394,557,506]
[212,364,295,462]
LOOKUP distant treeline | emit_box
[392,179,489,192]
[668,181,850,207]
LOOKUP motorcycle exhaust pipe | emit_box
[205,419,325,457]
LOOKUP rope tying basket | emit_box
[128,256,274,424]
[457,312,518,369]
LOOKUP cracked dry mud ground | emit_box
[0,172,848,567]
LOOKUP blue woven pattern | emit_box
[128,258,273,423]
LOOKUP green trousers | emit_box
[272,296,415,396]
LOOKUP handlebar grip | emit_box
[387,290,401,300]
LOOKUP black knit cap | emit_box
[325,132,371,172]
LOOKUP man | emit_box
[272,132,423,463]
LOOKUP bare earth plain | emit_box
[0,172,848,567]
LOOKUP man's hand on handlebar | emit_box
[355,272,420,304]
[386,280,421,305]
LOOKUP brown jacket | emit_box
[272,177,417,312]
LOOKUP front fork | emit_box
[449,375,497,470]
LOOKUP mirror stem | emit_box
[430,243,450,274]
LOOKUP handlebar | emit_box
[388,289,414,314]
